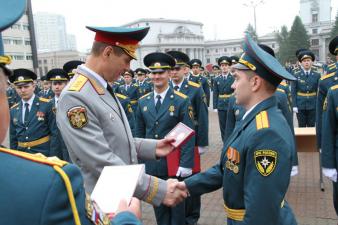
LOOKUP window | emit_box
[206,58,210,63]
[311,39,319,46]
[26,55,33,60]
[146,22,149,26]
[25,40,31,46]
[224,48,227,52]
[215,49,218,53]
[3,39,11,44]
[44,59,47,64]
[11,24,20,30]
[312,29,318,34]
[272,44,275,48]
[12,54,24,60]
[44,67,48,74]
[206,49,209,54]
[38,60,41,64]
[22,24,29,30]
[39,67,43,76]
[312,14,318,23]
[233,47,237,51]
[13,39,23,45]
[215,58,219,63]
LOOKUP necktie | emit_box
[174,86,179,91]
[306,72,309,77]
[155,95,162,112]
[24,103,29,124]
[126,85,129,91]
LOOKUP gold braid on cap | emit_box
[238,56,256,71]
[116,42,140,59]
[0,55,12,65]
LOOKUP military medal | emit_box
[36,111,45,121]
[169,105,175,116]
[225,160,231,169]
[233,165,239,174]
[143,106,147,112]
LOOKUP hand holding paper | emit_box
[155,136,175,157]
[115,197,141,219]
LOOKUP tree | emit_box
[245,23,258,42]
[276,25,291,64]
[329,11,338,58]
[287,16,310,63]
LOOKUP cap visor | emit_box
[231,63,250,70]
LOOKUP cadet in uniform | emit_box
[321,84,338,216]
[114,89,136,136]
[135,68,153,96]
[213,56,234,142]
[316,36,338,150]
[46,68,71,161]
[179,34,298,225]
[189,59,211,107]
[63,60,84,80]
[117,70,140,112]
[9,69,59,156]
[56,25,187,207]
[167,50,208,225]
[135,52,195,225]
[39,75,55,99]
[291,49,321,127]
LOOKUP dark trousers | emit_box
[297,109,315,127]
[218,110,227,142]
[333,181,338,216]
[185,195,201,225]
[153,195,185,225]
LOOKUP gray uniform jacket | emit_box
[56,65,166,206]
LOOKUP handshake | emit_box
[162,178,189,207]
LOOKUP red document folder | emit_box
[165,122,200,176]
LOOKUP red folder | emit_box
[165,122,200,176]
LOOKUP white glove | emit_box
[322,168,338,182]
[176,167,192,178]
[293,107,298,113]
[198,146,208,155]
[290,166,298,177]
[213,109,218,112]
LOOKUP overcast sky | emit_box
[31,0,338,51]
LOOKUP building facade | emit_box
[37,50,87,77]
[300,0,334,62]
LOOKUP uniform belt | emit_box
[297,91,316,97]
[219,94,232,98]
[130,100,138,104]
[224,200,285,221]
[18,136,50,148]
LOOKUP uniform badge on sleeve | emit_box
[188,106,194,119]
[254,150,277,176]
[67,106,88,129]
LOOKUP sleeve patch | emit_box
[254,150,277,176]
[67,106,88,129]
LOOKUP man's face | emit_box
[171,67,185,83]
[103,47,132,82]
[152,70,169,89]
[231,70,253,106]
[221,64,230,74]
[124,75,132,84]
[43,81,51,90]
[183,66,190,75]
[192,65,200,75]
[301,58,313,70]
[52,81,67,97]
[137,74,145,82]
[15,82,35,101]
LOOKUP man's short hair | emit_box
[91,41,125,57]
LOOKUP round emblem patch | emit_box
[67,106,88,129]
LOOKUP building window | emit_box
[272,43,275,48]
[39,67,43,76]
[312,29,318,34]
[13,39,23,45]
[44,67,48,74]
[22,24,29,30]
[312,14,318,23]
[38,60,41,64]
[3,39,11,44]
[207,58,210,63]
[26,55,33,60]
[233,47,237,51]
[215,49,218,53]
[311,39,319,46]
[25,40,31,46]
[224,48,227,52]
[11,24,21,30]
[206,49,209,54]
[12,54,24,60]
[146,22,149,26]
[215,58,219,63]
[44,59,47,64]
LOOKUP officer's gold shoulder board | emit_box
[133,84,139,87]
[139,92,151,100]
[328,63,336,69]
[330,84,338,91]
[320,72,335,81]
[255,111,270,130]
[68,75,88,92]
[174,90,188,99]
[279,82,288,87]
[188,81,201,88]
[10,103,19,109]
[115,93,127,99]
[87,77,105,95]
[254,149,277,176]
[67,106,88,129]
[276,88,285,93]
[39,97,50,103]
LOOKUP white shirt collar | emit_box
[301,66,311,74]
[242,102,260,120]
[154,86,170,103]
[172,79,184,90]
[54,96,59,105]
[79,65,108,88]
[22,94,35,108]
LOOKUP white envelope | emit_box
[91,164,144,213]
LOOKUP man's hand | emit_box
[162,179,188,207]
[176,167,192,178]
[213,109,218,112]
[115,197,141,219]
[155,137,175,157]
